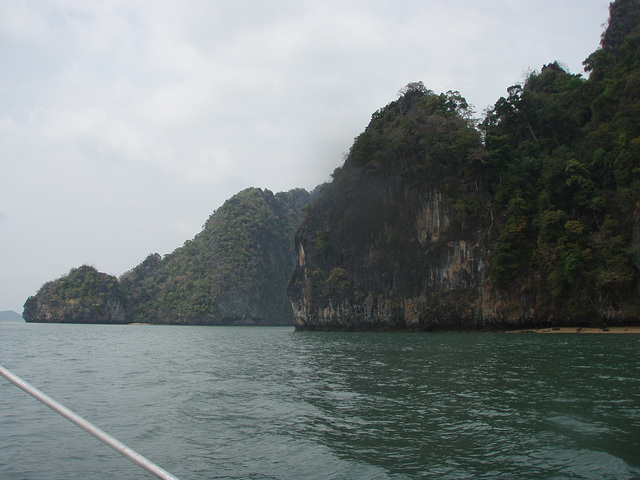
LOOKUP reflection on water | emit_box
[0,325,639,479]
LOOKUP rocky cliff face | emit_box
[601,0,640,55]
[24,188,313,326]
[288,0,640,331]
[119,187,313,325]
[288,86,494,330]
[23,265,132,324]
[22,1,640,330]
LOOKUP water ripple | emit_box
[0,325,639,479]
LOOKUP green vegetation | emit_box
[347,82,485,193]
[119,188,312,324]
[290,0,640,328]
[24,188,312,325]
[28,265,124,308]
[23,265,131,324]
[483,2,640,319]
[24,0,640,328]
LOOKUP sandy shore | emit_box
[507,326,640,334]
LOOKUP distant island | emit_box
[0,310,25,323]
[23,0,640,331]
[23,188,316,326]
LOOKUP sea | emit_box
[0,323,638,480]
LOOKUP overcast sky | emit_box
[1,0,611,312]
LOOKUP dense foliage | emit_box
[483,0,640,321]
[24,188,312,325]
[289,0,640,329]
[119,188,312,324]
[23,265,131,323]
[289,84,490,328]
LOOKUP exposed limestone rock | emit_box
[288,87,492,331]
[23,265,132,324]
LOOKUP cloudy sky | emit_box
[1,0,611,312]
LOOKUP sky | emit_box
[0,0,612,312]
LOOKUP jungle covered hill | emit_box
[24,188,314,325]
[288,0,640,330]
[482,0,640,324]
[24,0,640,329]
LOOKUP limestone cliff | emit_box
[119,187,313,325]
[24,188,313,326]
[23,265,132,324]
[288,0,640,330]
[288,86,494,330]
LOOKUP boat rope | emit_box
[0,364,180,480]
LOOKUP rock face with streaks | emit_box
[288,86,494,330]
[288,0,640,330]
[24,188,315,325]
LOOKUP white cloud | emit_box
[0,1,51,43]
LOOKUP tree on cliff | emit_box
[600,0,640,55]
[23,265,132,324]
[288,86,491,330]
[119,187,313,325]
[482,0,640,322]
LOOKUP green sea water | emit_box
[1,324,638,479]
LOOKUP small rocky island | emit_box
[23,265,131,324]
[0,310,25,323]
